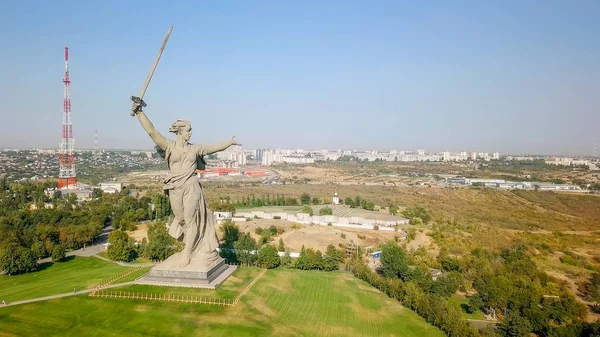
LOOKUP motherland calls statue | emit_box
[131,102,238,269]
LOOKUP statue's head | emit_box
[169,120,192,142]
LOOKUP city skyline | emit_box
[0,1,599,155]
[2,145,596,159]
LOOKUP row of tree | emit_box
[343,195,376,210]
[374,241,597,337]
[234,194,300,208]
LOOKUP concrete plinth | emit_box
[137,258,237,289]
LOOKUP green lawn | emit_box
[0,269,445,337]
[0,256,131,302]
[448,294,486,320]
[243,269,446,336]
[114,267,153,283]
[97,252,151,264]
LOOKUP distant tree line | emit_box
[235,194,299,208]
[343,195,375,210]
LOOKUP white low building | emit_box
[100,182,123,194]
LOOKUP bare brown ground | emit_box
[236,219,399,252]
[129,219,397,252]
[406,230,440,257]
[129,223,148,241]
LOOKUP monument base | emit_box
[137,257,237,289]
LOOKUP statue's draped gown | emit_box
[161,139,232,266]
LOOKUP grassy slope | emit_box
[0,257,130,302]
[243,269,446,337]
[0,269,444,337]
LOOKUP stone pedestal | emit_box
[137,257,237,289]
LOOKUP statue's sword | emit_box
[130,25,173,115]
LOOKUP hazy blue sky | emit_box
[0,1,598,155]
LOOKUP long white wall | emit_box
[234,211,409,233]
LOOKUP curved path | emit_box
[1,281,136,308]
[37,226,113,264]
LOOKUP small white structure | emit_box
[332,192,340,205]
[214,212,233,221]
[100,182,123,194]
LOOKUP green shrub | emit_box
[51,244,66,262]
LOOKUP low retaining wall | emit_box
[234,211,408,230]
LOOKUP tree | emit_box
[219,220,240,248]
[257,245,280,269]
[380,242,411,280]
[301,205,314,216]
[319,207,333,216]
[344,197,354,207]
[439,255,460,271]
[91,188,103,199]
[0,244,38,275]
[467,294,484,314]
[277,238,285,252]
[430,271,462,298]
[144,223,177,261]
[107,230,136,262]
[354,196,362,209]
[388,205,398,215]
[323,244,340,271]
[234,233,258,266]
[30,241,46,259]
[296,245,308,270]
[51,244,66,262]
[306,248,323,270]
[300,193,311,205]
[311,197,320,205]
[496,310,531,337]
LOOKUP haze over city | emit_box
[0,1,599,155]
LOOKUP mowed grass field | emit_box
[0,269,444,337]
[0,257,132,302]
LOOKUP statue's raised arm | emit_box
[196,136,240,156]
[132,104,169,150]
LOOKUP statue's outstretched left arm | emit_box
[197,136,240,156]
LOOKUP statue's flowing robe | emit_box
[161,140,229,264]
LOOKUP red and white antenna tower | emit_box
[58,46,77,189]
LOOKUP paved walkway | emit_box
[1,281,136,308]
[36,225,155,267]
[37,226,113,264]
